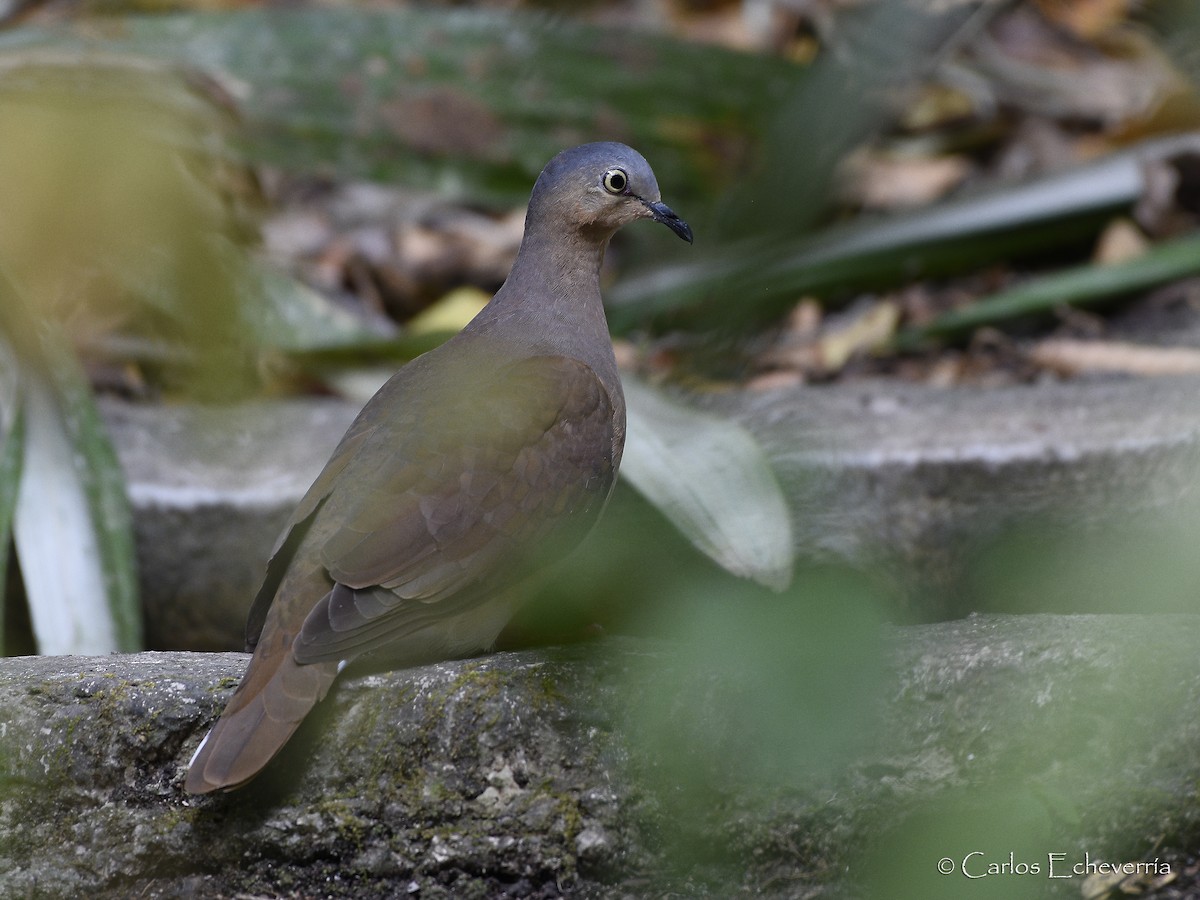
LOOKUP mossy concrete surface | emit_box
[1,616,1199,898]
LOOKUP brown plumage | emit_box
[184,143,692,794]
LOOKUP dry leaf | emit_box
[1079,859,1176,899]
[787,297,824,339]
[764,299,900,376]
[1034,0,1134,41]
[1093,218,1149,265]
[842,151,972,210]
[978,13,1179,125]
[901,83,977,131]
[406,286,489,335]
[818,300,901,370]
[1080,868,1125,900]
[1029,339,1200,376]
[745,369,807,391]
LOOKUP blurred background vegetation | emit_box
[1,0,1200,895]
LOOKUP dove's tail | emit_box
[184,634,339,794]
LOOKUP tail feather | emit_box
[185,648,339,794]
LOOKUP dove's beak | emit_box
[644,200,693,244]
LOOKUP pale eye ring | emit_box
[602,168,629,195]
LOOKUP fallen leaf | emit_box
[763,299,900,376]
[1093,218,1149,265]
[745,369,806,391]
[817,300,902,371]
[842,151,973,210]
[406,286,489,336]
[900,83,978,132]
[1080,868,1124,900]
[787,297,824,339]
[1034,0,1133,41]
[1028,338,1200,376]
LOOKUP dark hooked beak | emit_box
[644,200,694,244]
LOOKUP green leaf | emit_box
[0,262,141,655]
[0,9,795,209]
[711,0,981,243]
[621,378,794,590]
[36,328,141,652]
[241,257,393,354]
[13,372,123,654]
[608,134,1200,331]
[0,55,261,399]
[897,230,1200,346]
[0,355,22,651]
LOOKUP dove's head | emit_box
[527,142,693,245]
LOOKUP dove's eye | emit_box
[602,168,628,194]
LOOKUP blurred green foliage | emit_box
[856,788,1059,900]
[0,60,255,397]
[618,556,889,891]
[0,60,253,652]
[965,510,1200,617]
[0,8,794,210]
[626,564,887,786]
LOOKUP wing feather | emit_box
[291,354,620,664]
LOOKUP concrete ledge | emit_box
[717,375,1200,609]
[103,398,357,650]
[102,376,1200,644]
[1,615,1198,898]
